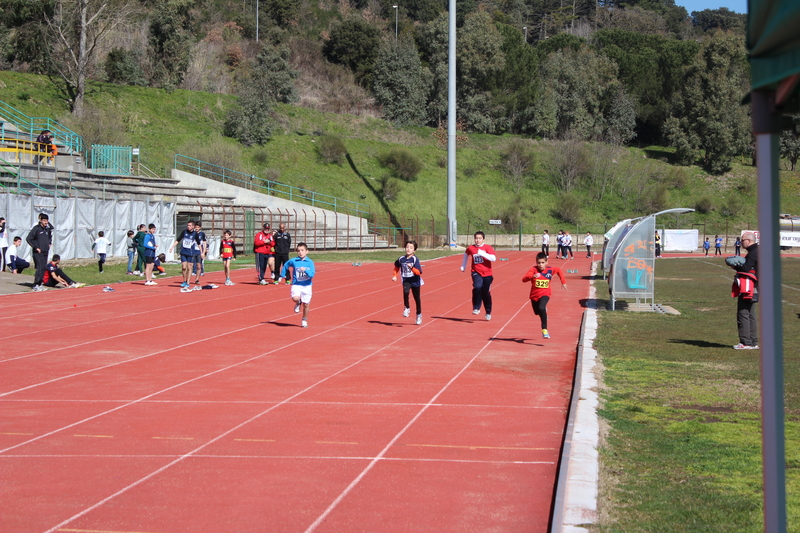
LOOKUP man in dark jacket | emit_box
[731,231,758,349]
[273,223,292,284]
[26,213,54,291]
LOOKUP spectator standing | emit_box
[0,217,7,271]
[556,230,564,259]
[5,236,30,274]
[169,220,203,290]
[125,230,136,274]
[731,232,759,349]
[134,224,147,275]
[253,223,275,285]
[584,232,593,258]
[273,223,291,284]
[193,221,208,277]
[734,236,742,256]
[541,230,549,257]
[92,231,111,273]
[714,235,723,256]
[143,224,158,285]
[26,213,53,292]
[655,230,662,258]
[33,130,51,164]
[703,237,710,256]
[563,231,574,259]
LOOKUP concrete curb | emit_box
[550,263,599,532]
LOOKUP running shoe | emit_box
[294,303,301,314]
[70,282,86,288]
[416,314,422,325]
[733,343,749,350]
[180,287,193,293]
[133,271,141,275]
[403,307,410,318]
[259,279,268,285]
[301,319,308,328]
[472,309,480,315]
[31,285,46,292]
[225,279,235,286]
[144,280,157,285]
[180,281,189,288]
[273,280,280,284]
[193,286,202,291]
[194,279,200,285]
[485,314,492,321]
[127,271,133,275]
[542,329,550,339]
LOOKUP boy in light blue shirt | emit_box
[279,243,315,328]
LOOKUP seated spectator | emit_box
[5,237,30,274]
[155,253,166,275]
[41,254,85,289]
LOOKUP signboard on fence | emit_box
[663,229,698,252]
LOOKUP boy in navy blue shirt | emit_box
[392,240,423,325]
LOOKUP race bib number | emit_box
[295,269,309,281]
[473,254,484,264]
[182,235,195,249]
[535,279,550,289]
[401,263,414,277]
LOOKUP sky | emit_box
[674,0,747,14]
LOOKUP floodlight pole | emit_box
[446,0,457,246]
[752,89,787,533]
[393,6,398,41]
[256,0,259,42]
[523,26,527,42]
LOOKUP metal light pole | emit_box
[393,5,398,41]
[523,26,527,42]
[256,0,259,42]
[446,0,457,246]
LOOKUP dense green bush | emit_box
[695,196,714,214]
[105,48,147,86]
[553,192,581,224]
[377,148,423,182]
[317,135,347,165]
[380,174,401,201]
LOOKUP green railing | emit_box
[0,100,84,155]
[0,155,19,178]
[91,144,131,176]
[174,154,371,219]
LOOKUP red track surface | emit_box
[0,251,592,533]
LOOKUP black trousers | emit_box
[737,296,758,346]
[403,282,421,315]
[531,296,550,329]
[43,268,75,287]
[33,250,48,285]
[471,272,493,314]
[274,253,290,280]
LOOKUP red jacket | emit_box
[254,231,275,254]
[522,265,566,301]
[732,271,757,300]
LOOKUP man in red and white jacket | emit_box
[254,223,276,285]
[729,231,759,350]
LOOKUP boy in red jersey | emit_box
[522,252,568,339]
[461,231,497,320]
[220,229,236,285]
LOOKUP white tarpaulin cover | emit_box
[663,229,699,252]
[1,191,175,262]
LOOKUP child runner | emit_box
[193,221,208,279]
[703,237,710,256]
[92,231,111,273]
[42,254,85,289]
[220,229,237,285]
[714,234,723,256]
[522,252,568,339]
[461,231,496,320]
[126,230,136,274]
[584,232,593,258]
[541,229,549,256]
[143,223,158,285]
[279,243,315,327]
[392,240,423,325]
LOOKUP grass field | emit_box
[593,257,800,532]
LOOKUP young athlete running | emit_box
[279,243,315,328]
[220,230,236,285]
[392,240,423,325]
[461,231,496,320]
[522,252,568,339]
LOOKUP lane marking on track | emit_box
[151,437,193,440]
[35,274,475,533]
[59,528,158,533]
[233,438,275,442]
[316,441,359,445]
[73,435,113,439]
[2,453,555,465]
[400,443,556,451]
[1,432,34,436]
[303,298,534,533]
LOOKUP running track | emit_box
[0,251,592,532]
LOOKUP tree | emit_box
[149,0,194,90]
[47,0,138,116]
[372,39,429,126]
[780,126,800,171]
[252,43,299,104]
[532,45,636,143]
[691,8,746,34]
[500,139,535,193]
[322,18,381,83]
[664,32,750,174]
[0,0,55,72]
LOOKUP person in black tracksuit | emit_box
[26,213,54,290]
[273,223,292,284]
[731,232,759,349]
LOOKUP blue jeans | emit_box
[127,250,135,272]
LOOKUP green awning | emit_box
[748,0,800,92]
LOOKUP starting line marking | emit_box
[59,528,158,533]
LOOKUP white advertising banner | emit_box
[663,229,698,252]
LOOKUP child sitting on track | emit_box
[522,252,567,339]
[392,240,423,325]
[279,243,315,328]
[41,255,85,289]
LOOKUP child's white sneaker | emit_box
[144,280,157,286]
[301,319,308,328]
[472,309,480,315]
[403,307,410,317]
[485,314,492,321]
[416,314,422,325]
[294,303,301,313]
[225,279,234,286]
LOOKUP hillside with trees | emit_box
[3,0,798,233]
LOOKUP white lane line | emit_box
[303,299,531,533]
[39,297,463,533]
[0,399,564,409]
